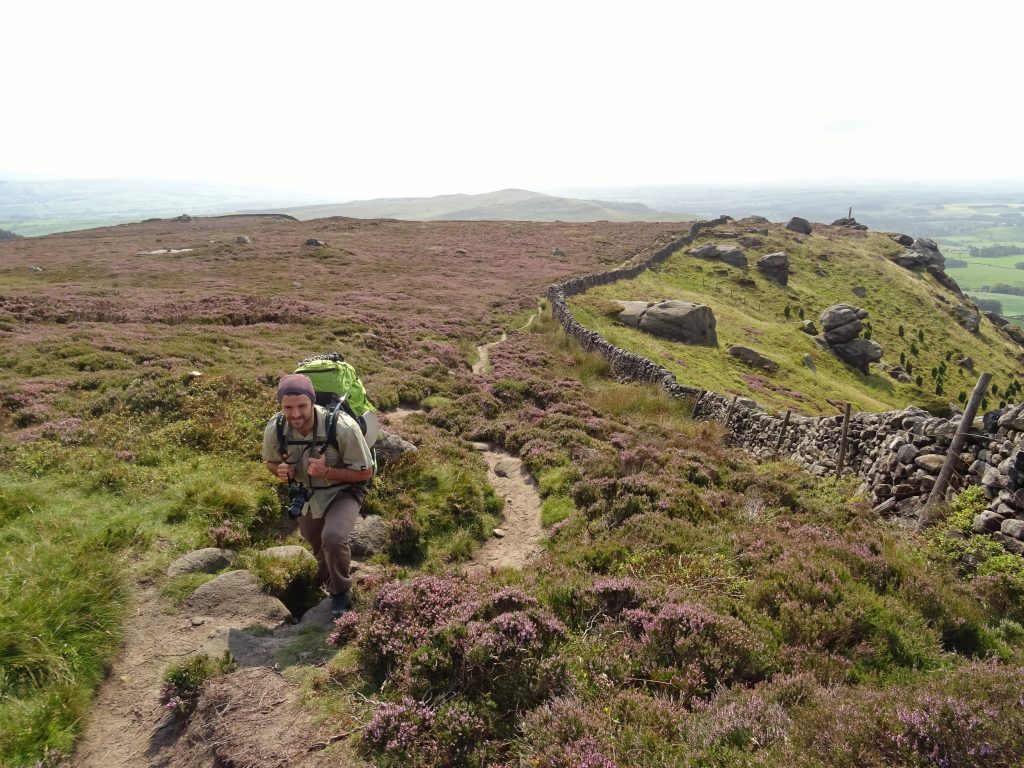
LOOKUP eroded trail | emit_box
[382,409,544,574]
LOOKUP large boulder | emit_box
[786,217,812,234]
[819,304,868,345]
[727,345,778,372]
[755,252,789,284]
[889,233,914,247]
[185,570,292,625]
[637,300,718,345]
[832,338,884,374]
[612,300,653,328]
[689,242,748,268]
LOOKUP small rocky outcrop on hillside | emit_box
[831,217,869,231]
[612,299,718,345]
[954,304,982,333]
[755,251,790,284]
[894,238,945,270]
[689,242,748,268]
[817,304,883,374]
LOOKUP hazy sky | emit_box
[3,0,1022,199]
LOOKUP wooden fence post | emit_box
[774,410,791,456]
[836,402,852,473]
[724,395,738,427]
[915,371,992,533]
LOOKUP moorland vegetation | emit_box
[1,215,1023,767]
[571,219,1023,415]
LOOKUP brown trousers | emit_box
[298,493,360,595]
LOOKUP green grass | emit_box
[570,227,1024,415]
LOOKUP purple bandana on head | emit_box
[276,373,316,403]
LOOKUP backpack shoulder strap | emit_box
[275,413,286,456]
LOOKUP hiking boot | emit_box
[330,591,352,618]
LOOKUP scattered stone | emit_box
[957,356,974,370]
[304,238,326,247]
[375,430,417,469]
[188,370,203,378]
[235,235,251,244]
[470,441,490,451]
[689,243,718,258]
[786,217,812,234]
[728,345,778,372]
[712,231,738,238]
[738,236,762,248]
[637,300,718,345]
[492,528,506,539]
[755,252,789,284]
[350,515,389,558]
[852,286,867,298]
[455,248,468,255]
[800,320,818,335]
[494,458,519,478]
[168,547,237,578]
[887,366,912,384]
[551,247,565,257]
[29,265,43,273]
[175,214,192,222]
[889,233,914,246]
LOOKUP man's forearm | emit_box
[325,466,373,483]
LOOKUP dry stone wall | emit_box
[549,218,1024,554]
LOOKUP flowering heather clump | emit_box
[115,449,136,462]
[623,601,770,699]
[361,695,497,768]
[207,518,248,548]
[327,611,360,646]
[582,577,645,620]
[386,511,421,561]
[891,694,998,767]
[359,575,468,678]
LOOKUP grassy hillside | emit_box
[2,216,1023,767]
[570,220,1024,415]
[249,188,691,223]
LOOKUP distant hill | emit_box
[244,188,691,223]
[0,178,317,237]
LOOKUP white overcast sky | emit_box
[2,0,1022,199]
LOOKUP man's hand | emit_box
[275,456,294,481]
[307,454,329,479]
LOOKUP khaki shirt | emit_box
[262,405,373,518]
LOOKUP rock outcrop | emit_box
[755,252,789,284]
[816,304,883,374]
[689,242,748,268]
[613,299,718,346]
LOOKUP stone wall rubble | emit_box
[548,217,1023,554]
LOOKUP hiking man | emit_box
[263,373,373,617]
